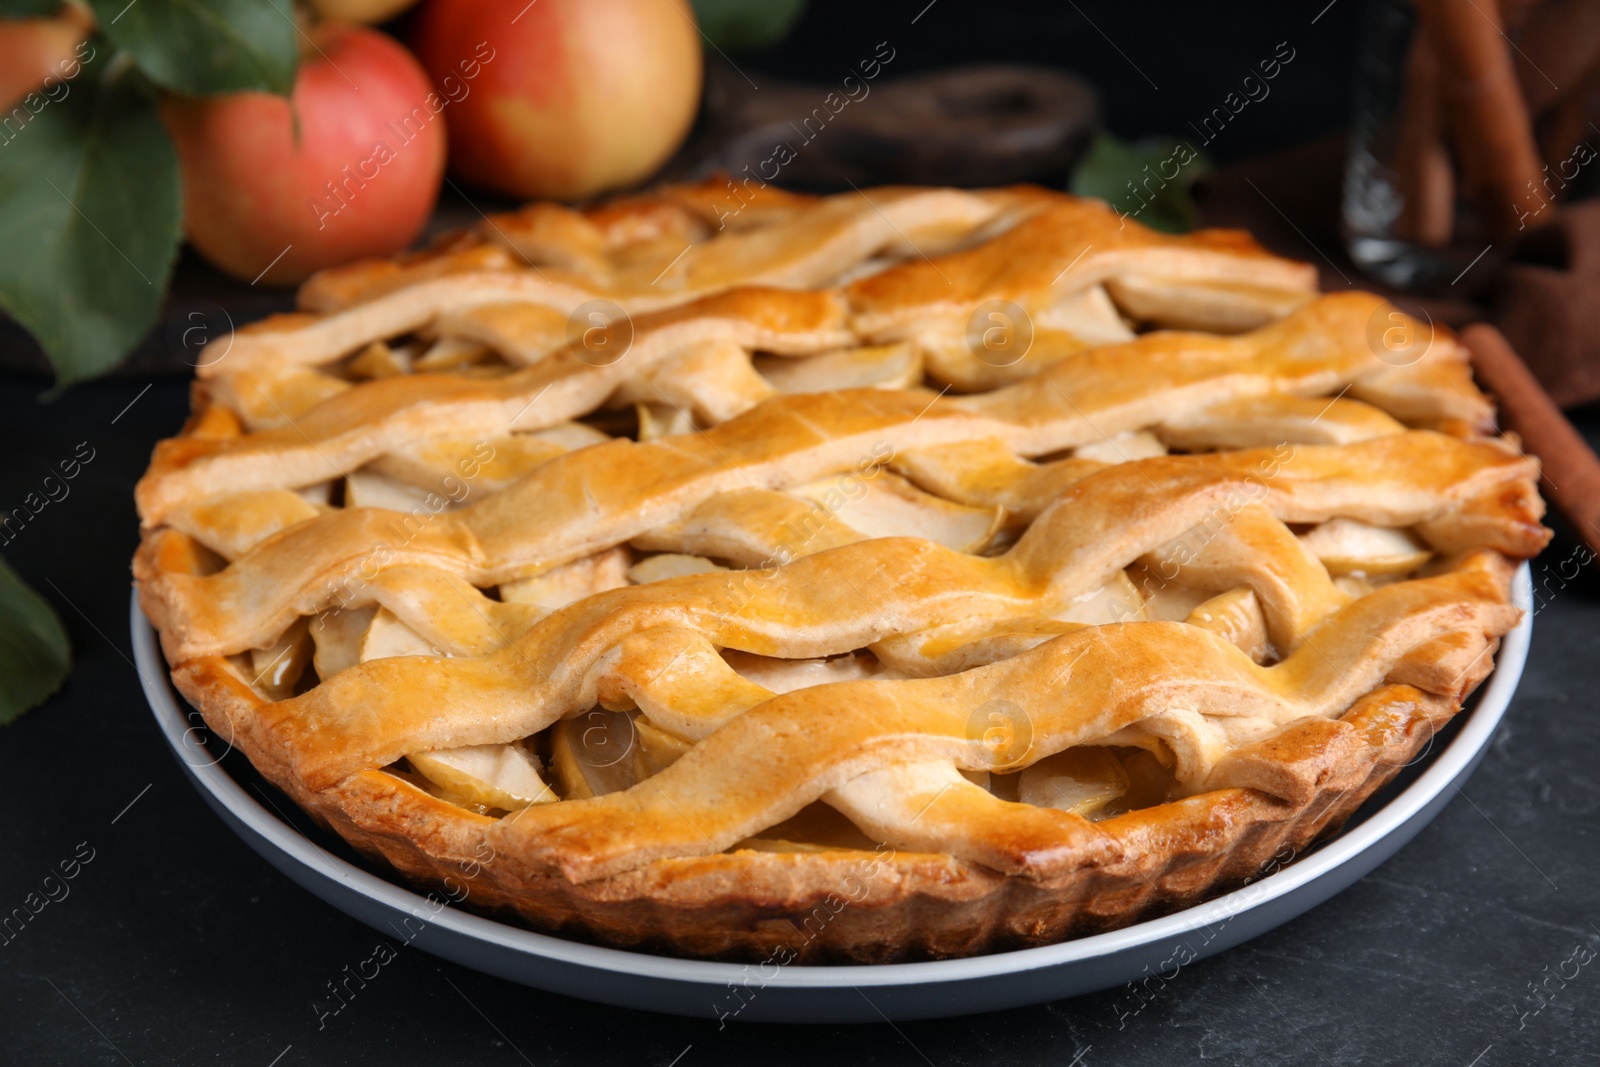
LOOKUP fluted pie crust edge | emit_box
[151,555,1511,962]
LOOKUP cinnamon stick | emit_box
[1418,0,1547,240]
[1536,54,1600,176]
[1394,32,1456,247]
[1510,0,1600,117]
[1463,323,1600,554]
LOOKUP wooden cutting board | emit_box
[664,60,1099,188]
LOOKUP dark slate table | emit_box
[2,369,1596,1067]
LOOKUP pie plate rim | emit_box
[128,563,1532,1022]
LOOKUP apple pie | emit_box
[134,179,1547,962]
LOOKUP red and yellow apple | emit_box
[410,0,703,200]
[163,24,446,285]
[0,3,93,113]
[306,0,422,25]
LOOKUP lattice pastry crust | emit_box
[134,179,1547,962]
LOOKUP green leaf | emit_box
[691,0,806,51]
[86,0,297,96]
[0,51,182,387]
[0,0,66,15]
[1070,133,1212,234]
[0,556,71,724]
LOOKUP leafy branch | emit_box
[0,0,297,721]
[0,555,70,723]
[0,0,297,387]
[1070,132,1212,234]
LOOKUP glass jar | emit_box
[1342,0,1501,293]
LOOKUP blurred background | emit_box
[1,0,1369,382]
[10,0,1598,399]
[739,0,1360,161]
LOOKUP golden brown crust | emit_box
[167,649,1472,962]
[133,179,1547,963]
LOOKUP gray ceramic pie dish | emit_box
[129,565,1531,1023]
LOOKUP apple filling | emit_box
[220,434,1441,855]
